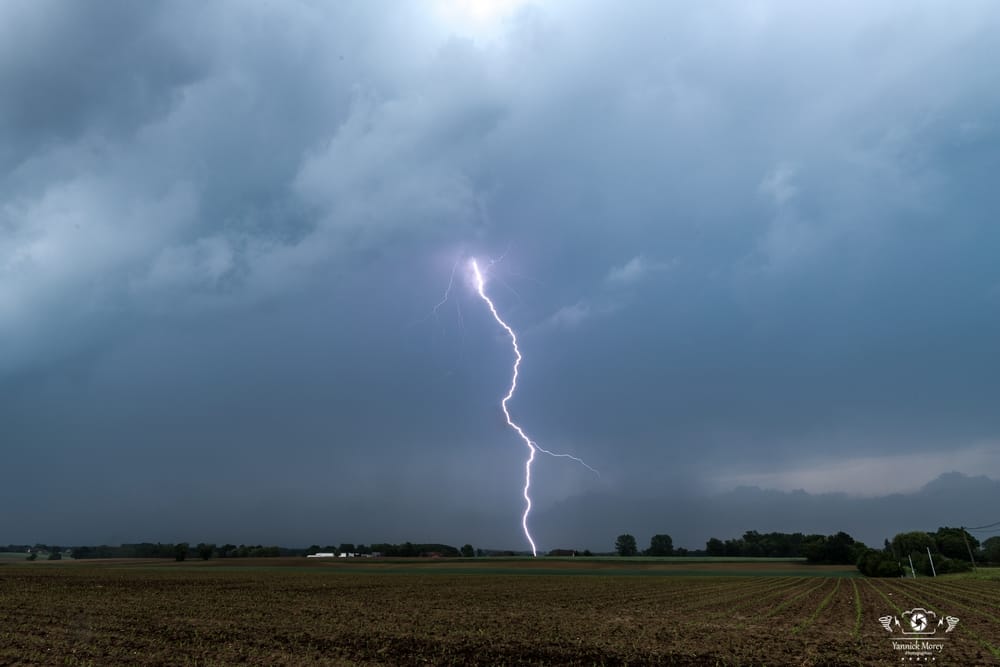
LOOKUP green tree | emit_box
[615,534,638,557]
[981,536,1000,563]
[197,543,215,560]
[26,552,37,561]
[857,548,904,577]
[910,551,970,576]
[891,531,935,558]
[460,544,475,557]
[706,538,725,556]
[48,551,62,560]
[174,543,189,562]
[933,527,979,561]
[825,531,858,564]
[645,534,674,556]
[800,535,827,562]
[800,532,862,564]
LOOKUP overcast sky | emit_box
[3,1,999,551]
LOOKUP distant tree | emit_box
[740,531,764,557]
[908,551,969,576]
[338,543,355,555]
[675,547,689,556]
[982,536,1000,563]
[933,527,979,561]
[582,549,593,557]
[825,532,858,564]
[26,552,37,561]
[174,543,189,562]
[460,544,475,557]
[615,534,638,557]
[891,531,935,558]
[800,535,828,562]
[723,538,743,556]
[857,549,904,577]
[476,548,485,557]
[800,532,862,565]
[197,543,215,560]
[929,556,971,574]
[218,544,237,558]
[645,534,674,557]
[705,538,725,557]
[48,551,62,561]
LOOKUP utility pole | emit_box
[960,526,978,572]
[926,547,937,577]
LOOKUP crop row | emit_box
[1,566,997,665]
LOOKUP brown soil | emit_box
[0,563,995,666]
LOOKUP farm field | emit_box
[1,559,997,666]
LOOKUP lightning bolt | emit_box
[470,258,597,556]
[433,257,461,320]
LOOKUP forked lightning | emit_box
[470,258,597,556]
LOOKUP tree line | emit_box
[11,541,478,561]
[856,527,987,577]
[610,527,995,578]
[70,543,286,561]
[613,531,863,563]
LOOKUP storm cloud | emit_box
[2,1,999,550]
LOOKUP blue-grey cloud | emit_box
[2,1,999,547]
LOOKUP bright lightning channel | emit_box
[470,258,598,557]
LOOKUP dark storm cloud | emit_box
[2,1,999,547]
[0,1,204,166]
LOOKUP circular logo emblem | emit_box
[909,611,928,632]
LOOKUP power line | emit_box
[965,520,1000,531]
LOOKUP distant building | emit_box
[548,549,576,557]
[306,553,336,558]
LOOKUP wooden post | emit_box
[960,527,977,572]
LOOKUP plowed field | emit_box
[1,560,997,665]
